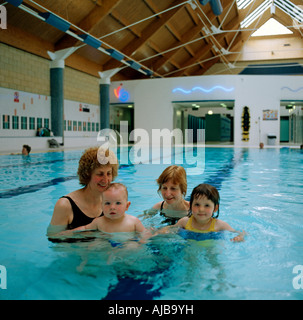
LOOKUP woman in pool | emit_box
[151,165,190,224]
[176,183,245,242]
[47,147,118,236]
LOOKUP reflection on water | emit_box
[42,230,233,300]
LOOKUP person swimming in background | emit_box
[11,144,31,156]
[176,184,245,242]
[143,165,190,225]
[67,183,148,236]
[22,144,31,155]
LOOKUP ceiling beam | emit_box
[151,0,237,74]
[148,24,204,72]
[55,0,122,50]
[110,8,142,38]
[102,0,186,70]
[166,43,213,77]
[0,23,53,60]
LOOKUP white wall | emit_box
[0,87,100,153]
[1,74,302,153]
[234,76,279,146]
[111,75,303,147]
[0,88,50,137]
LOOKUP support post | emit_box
[48,47,77,143]
[98,68,122,130]
[100,82,110,130]
[50,62,64,137]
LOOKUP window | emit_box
[240,0,271,28]
[37,118,42,129]
[78,121,82,131]
[236,0,253,10]
[29,117,35,130]
[92,122,95,132]
[68,120,72,131]
[96,122,100,132]
[3,115,10,129]
[73,121,77,131]
[88,122,91,132]
[44,118,49,129]
[252,18,292,37]
[21,116,27,130]
[238,0,302,32]
[83,122,87,132]
[12,116,19,129]
[275,0,303,24]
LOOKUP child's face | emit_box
[191,195,218,223]
[160,179,183,204]
[102,188,130,220]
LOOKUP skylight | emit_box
[251,18,293,37]
[238,0,303,29]
[240,0,272,28]
[236,0,253,10]
[274,0,303,24]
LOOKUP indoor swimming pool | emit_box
[0,147,302,300]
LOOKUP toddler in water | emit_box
[176,184,245,242]
[71,183,147,234]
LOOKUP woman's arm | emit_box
[50,197,73,227]
[57,219,99,237]
[71,218,99,232]
[47,198,73,237]
[138,207,158,219]
[151,217,187,237]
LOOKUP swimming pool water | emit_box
[0,147,302,300]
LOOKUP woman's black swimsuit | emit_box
[61,196,102,229]
[159,201,180,225]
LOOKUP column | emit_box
[99,79,110,130]
[98,68,121,130]
[48,47,77,140]
[50,60,64,137]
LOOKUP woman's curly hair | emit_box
[77,147,119,186]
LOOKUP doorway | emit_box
[110,103,134,144]
[280,101,303,144]
[173,100,234,144]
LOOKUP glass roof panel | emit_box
[240,0,271,28]
[251,18,293,36]
[237,0,303,32]
[236,0,253,10]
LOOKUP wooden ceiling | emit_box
[1,0,302,80]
